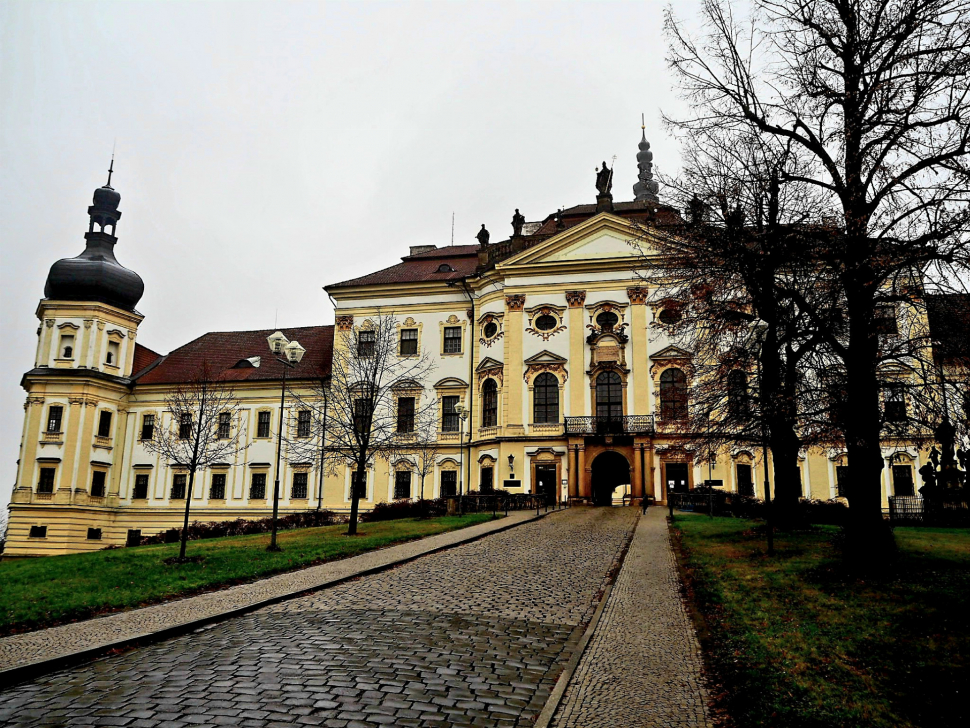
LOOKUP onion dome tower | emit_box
[633,118,660,204]
[44,159,144,312]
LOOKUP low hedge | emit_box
[361,498,448,522]
[139,509,339,545]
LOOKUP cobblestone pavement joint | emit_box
[0,507,638,728]
[0,510,544,684]
[549,508,711,728]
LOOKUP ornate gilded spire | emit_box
[633,115,660,203]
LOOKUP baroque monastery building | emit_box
[6,134,961,556]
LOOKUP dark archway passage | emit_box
[590,451,630,506]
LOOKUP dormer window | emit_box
[438,263,454,273]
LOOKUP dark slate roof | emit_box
[134,325,333,385]
[927,294,970,363]
[327,245,480,289]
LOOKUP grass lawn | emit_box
[672,514,970,728]
[0,514,496,636]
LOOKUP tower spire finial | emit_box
[106,154,115,188]
[633,117,660,203]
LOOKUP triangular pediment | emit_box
[498,213,662,268]
[476,357,503,372]
[523,350,568,365]
[650,345,692,360]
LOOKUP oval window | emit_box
[596,311,619,330]
[534,314,558,331]
[483,321,498,339]
[659,308,682,325]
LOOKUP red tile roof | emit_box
[134,325,333,385]
[327,245,480,289]
[132,343,163,376]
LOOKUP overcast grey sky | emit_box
[0,0,703,509]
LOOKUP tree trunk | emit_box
[347,460,365,536]
[179,469,196,560]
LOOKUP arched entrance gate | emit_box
[590,451,630,506]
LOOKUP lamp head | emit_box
[267,330,289,355]
[283,340,306,364]
[508,454,515,468]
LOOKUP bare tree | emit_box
[289,313,436,535]
[664,0,970,559]
[143,362,251,561]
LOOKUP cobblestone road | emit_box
[551,508,710,728]
[0,508,636,728]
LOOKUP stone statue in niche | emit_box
[511,209,525,236]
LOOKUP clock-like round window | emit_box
[534,314,558,331]
[659,307,682,325]
[596,311,619,330]
[483,321,498,339]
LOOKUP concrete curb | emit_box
[533,511,640,728]
[1,508,557,688]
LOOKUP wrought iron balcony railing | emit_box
[564,415,655,436]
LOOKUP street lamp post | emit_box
[266,330,306,552]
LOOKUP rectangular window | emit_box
[29,525,47,538]
[217,412,231,439]
[97,410,113,438]
[257,411,271,438]
[836,465,850,498]
[394,470,412,499]
[87,527,102,540]
[292,472,308,499]
[884,385,907,422]
[210,473,227,500]
[874,304,898,335]
[892,465,915,497]
[297,410,311,438]
[440,470,457,497]
[179,414,192,440]
[140,414,155,440]
[250,472,267,499]
[441,396,460,432]
[106,341,120,366]
[480,466,494,493]
[399,328,418,356]
[351,471,367,499]
[38,467,55,494]
[90,470,107,497]
[354,398,371,436]
[171,474,187,499]
[735,464,754,496]
[133,474,149,499]
[443,326,462,354]
[60,334,75,359]
[397,397,415,433]
[357,330,375,357]
[47,405,63,433]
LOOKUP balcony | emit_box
[564,415,655,436]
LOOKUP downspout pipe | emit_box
[450,277,476,495]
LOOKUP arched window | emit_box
[595,371,623,422]
[660,368,688,421]
[727,370,749,419]
[533,373,559,423]
[481,379,498,427]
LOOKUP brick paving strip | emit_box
[0,510,543,687]
[0,507,638,728]
[546,508,711,728]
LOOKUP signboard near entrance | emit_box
[503,479,521,490]
[704,480,724,488]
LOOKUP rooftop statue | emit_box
[595,161,613,196]
[476,224,490,247]
[511,208,525,237]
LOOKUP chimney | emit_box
[409,245,437,256]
